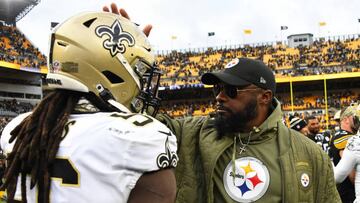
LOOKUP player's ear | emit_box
[258,89,273,105]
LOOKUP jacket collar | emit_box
[237,98,282,143]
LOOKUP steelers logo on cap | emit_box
[225,58,239,69]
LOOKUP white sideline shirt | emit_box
[334,132,360,203]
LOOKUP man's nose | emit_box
[215,90,229,102]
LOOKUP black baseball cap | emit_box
[201,58,276,93]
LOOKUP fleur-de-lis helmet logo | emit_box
[95,20,135,57]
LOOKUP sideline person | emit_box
[105,3,340,202]
[334,131,360,203]
[289,116,310,135]
[329,105,360,203]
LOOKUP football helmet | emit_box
[46,12,161,115]
[340,105,360,133]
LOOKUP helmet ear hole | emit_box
[102,71,124,84]
[57,41,68,47]
[83,18,97,28]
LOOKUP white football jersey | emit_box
[1,112,178,203]
[334,132,360,203]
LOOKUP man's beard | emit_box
[309,127,319,135]
[214,98,258,139]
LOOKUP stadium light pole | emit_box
[289,75,294,113]
[323,78,329,130]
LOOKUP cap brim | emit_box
[201,72,251,86]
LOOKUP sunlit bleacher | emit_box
[0,24,46,69]
[0,99,35,134]
[155,35,359,132]
[0,26,359,132]
[157,36,360,87]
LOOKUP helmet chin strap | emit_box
[96,83,132,113]
[95,84,154,116]
[108,99,131,113]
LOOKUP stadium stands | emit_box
[154,36,360,133]
[157,36,360,88]
[0,99,35,134]
[0,24,46,69]
[0,29,359,132]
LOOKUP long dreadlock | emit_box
[1,90,82,203]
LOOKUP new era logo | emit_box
[260,77,266,84]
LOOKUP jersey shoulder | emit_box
[101,112,178,170]
[103,112,172,134]
[346,134,360,152]
[332,130,354,150]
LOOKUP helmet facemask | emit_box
[131,59,162,116]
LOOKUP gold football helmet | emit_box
[46,12,161,115]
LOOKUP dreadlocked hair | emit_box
[1,90,82,203]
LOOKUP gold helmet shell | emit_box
[46,12,161,113]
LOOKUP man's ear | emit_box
[258,90,273,105]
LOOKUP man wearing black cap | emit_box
[157,57,340,202]
[104,4,340,203]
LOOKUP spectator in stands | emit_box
[329,105,360,203]
[155,29,360,87]
[0,152,5,187]
[1,12,177,203]
[289,116,310,135]
[0,99,35,116]
[0,24,46,68]
[104,4,340,202]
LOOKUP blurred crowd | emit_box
[0,117,11,136]
[0,99,35,134]
[0,24,358,82]
[157,37,360,88]
[1,94,355,135]
[0,99,34,115]
[0,24,359,134]
[0,25,46,68]
[278,90,359,111]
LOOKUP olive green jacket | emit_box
[158,102,340,203]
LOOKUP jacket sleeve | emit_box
[155,114,210,147]
[282,125,341,203]
[323,153,342,202]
